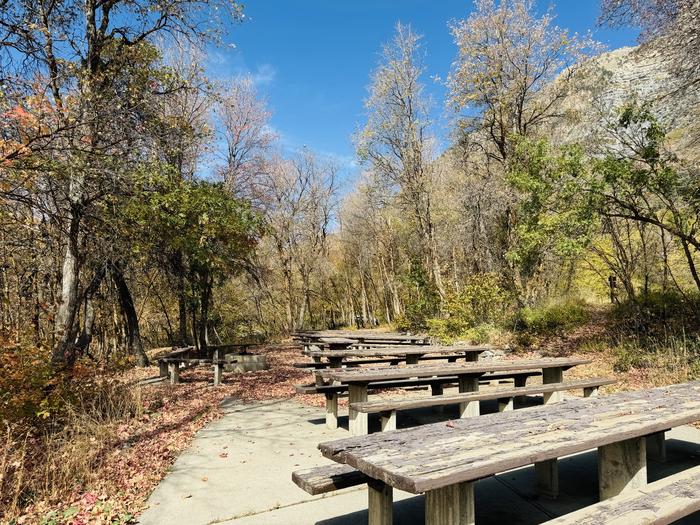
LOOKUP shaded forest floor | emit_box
[7,310,700,524]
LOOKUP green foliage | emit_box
[507,136,599,271]
[427,274,511,342]
[128,169,263,277]
[395,259,441,331]
[515,300,590,335]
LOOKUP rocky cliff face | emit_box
[552,44,700,161]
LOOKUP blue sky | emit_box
[208,1,639,187]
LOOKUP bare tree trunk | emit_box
[198,272,212,352]
[53,214,81,365]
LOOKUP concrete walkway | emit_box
[138,396,700,525]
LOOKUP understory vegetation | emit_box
[1,0,699,522]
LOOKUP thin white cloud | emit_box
[250,63,277,86]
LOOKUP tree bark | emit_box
[53,213,82,365]
[111,262,149,366]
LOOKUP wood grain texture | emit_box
[295,330,430,343]
[350,378,616,413]
[542,464,700,524]
[291,463,368,495]
[425,482,475,525]
[320,358,590,384]
[305,345,488,358]
[319,382,700,494]
[294,370,542,395]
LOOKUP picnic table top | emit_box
[316,337,357,345]
[319,381,700,494]
[318,357,590,383]
[305,345,490,358]
[296,330,428,341]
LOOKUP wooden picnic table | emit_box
[305,345,489,366]
[295,330,430,347]
[319,381,700,524]
[319,358,589,435]
[313,337,357,351]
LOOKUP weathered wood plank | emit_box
[350,378,616,413]
[542,464,700,524]
[320,358,590,384]
[319,382,700,494]
[294,370,542,395]
[291,464,368,495]
[305,345,489,359]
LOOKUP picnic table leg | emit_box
[535,459,559,498]
[598,436,647,500]
[498,397,514,412]
[514,376,527,388]
[168,362,180,385]
[348,383,369,436]
[368,479,392,525]
[458,376,480,418]
[542,367,564,404]
[535,369,563,498]
[431,382,445,413]
[646,431,667,462]
[380,410,396,431]
[213,363,223,386]
[325,393,338,430]
[584,386,599,397]
[158,360,168,377]
[212,349,222,386]
[425,481,475,525]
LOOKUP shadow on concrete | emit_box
[313,437,700,524]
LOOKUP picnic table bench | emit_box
[296,370,543,430]
[298,381,700,525]
[351,377,616,432]
[305,345,489,365]
[319,358,590,435]
[294,331,430,350]
[542,463,700,524]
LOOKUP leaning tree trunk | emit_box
[111,262,149,366]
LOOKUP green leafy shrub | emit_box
[427,274,511,342]
[516,300,589,335]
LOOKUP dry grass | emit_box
[1,342,313,525]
